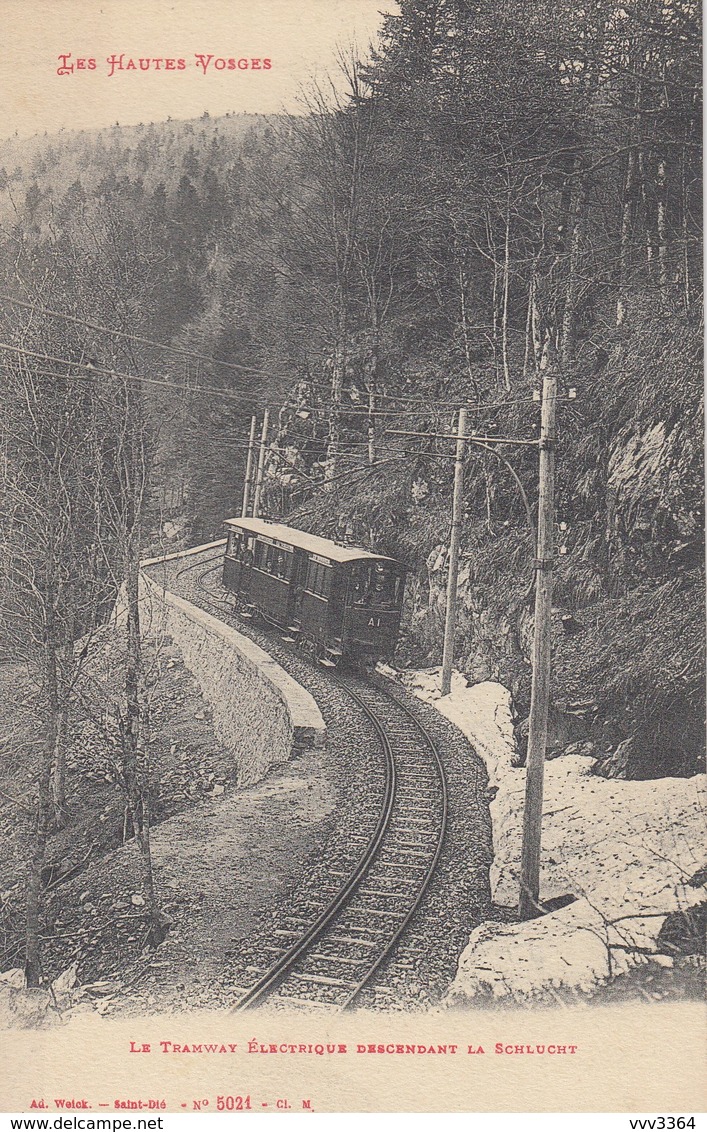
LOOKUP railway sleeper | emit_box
[335,923,390,936]
[380,733,425,742]
[272,994,338,1010]
[290,973,357,989]
[357,888,414,900]
[327,934,379,948]
[396,817,437,828]
[310,953,369,966]
[377,860,430,871]
[349,906,406,919]
[357,875,418,890]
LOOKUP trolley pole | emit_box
[518,348,558,920]
[241,414,257,517]
[441,407,467,697]
[252,409,270,519]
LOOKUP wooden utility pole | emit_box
[367,385,377,466]
[441,407,467,697]
[518,346,558,920]
[251,409,269,519]
[241,414,257,517]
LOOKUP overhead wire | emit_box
[1,292,543,414]
[0,344,271,406]
[2,344,542,427]
[0,293,285,383]
[291,376,541,411]
[281,401,535,418]
[1,308,547,516]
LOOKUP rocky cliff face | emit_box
[279,312,704,782]
[401,537,703,779]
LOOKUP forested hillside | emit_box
[1,0,702,835]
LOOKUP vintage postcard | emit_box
[0,0,704,1117]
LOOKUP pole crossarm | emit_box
[387,428,539,446]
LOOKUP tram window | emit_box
[268,547,285,578]
[374,565,398,606]
[349,565,368,604]
[274,549,290,579]
[306,560,330,596]
[227,532,237,557]
[350,563,399,607]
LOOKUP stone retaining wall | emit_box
[139,550,326,788]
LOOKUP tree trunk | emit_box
[24,744,53,987]
[122,550,166,945]
[656,155,669,305]
[26,635,61,987]
[367,323,380,466]
[130,796,168,947]
[458,264,479,398]
[489,214,500,386]
[531,272,544,371]
[560,160,586,371]
[125,549,141,778]
[616,146,637,327]
[50,703,70,828]
[501,190,512,391]
[637,148,654,277]
[120,390,165,945]
[680,149,690,311]
[325,304,347,486]
[523,276,534,379]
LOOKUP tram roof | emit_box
[224,517,398,565]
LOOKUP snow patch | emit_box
[383,664,706,1003]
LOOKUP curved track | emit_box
[234,672,447,1012]
[175,556,449,1013]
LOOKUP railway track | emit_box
[230,671,448,1012]
[171,555,449,1012]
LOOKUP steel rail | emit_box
[232,671,447,1013]
[232,693,397,1011]
[176,551,225,578]
[335,675,448,1010]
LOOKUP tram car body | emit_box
[222,517,406,663]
